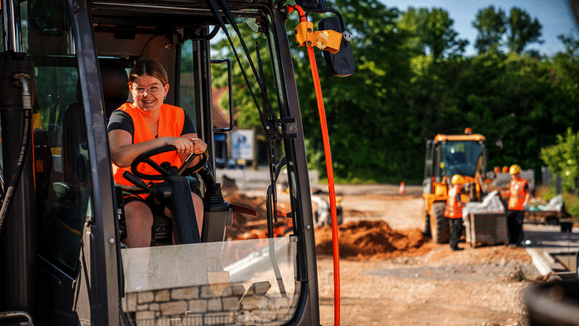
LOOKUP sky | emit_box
[381,0,578,56]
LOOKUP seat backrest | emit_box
[62,102,89,185]
[450,152,466,164]
[100,61,129,119]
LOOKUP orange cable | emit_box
[288,5,340,325]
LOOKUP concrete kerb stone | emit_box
[524,245,554,276]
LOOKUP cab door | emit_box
[0,0,121,324]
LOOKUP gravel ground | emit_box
[315,189,540,326]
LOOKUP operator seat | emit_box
[99,61,129,120]
[449,152,466,165]
[61,61,129,185]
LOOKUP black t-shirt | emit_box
[107,109,197,140]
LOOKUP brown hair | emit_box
[129,59,169,86]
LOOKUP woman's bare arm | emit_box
[109,129,200,167]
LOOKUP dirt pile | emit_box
[224,193,434,260]
[315,220,435,260]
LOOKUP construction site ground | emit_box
[311,184,536,326]
[225,182,578,326]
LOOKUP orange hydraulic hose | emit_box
[288,5,340,325]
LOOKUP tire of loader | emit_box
[421,199,431,236]
[430,202,450,244]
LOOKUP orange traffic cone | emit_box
[399,182,405,194]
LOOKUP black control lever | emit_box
[197,165,216,187]
[123,171,149,189]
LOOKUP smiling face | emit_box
[130,74,169,112]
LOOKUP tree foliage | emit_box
[472,5,507,54]
[541,128,579,192]
[209,0,579,184]
[507,7,544,54]
[472,6,543,55]
[399,7,468,59]
[557,32,579,56]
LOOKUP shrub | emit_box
[540,128,579,193]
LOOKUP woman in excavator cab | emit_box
[108,59,207,248]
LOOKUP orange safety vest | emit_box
[444,186,463,219]
[112,103,186,186]
[508,178,528,211]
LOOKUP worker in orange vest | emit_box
[493,166,501,178]
[445,175,466,251]
[505,164,530,246]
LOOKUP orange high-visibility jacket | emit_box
[508,178,528,211]
[444,186,463,219]
[112,103,185,186]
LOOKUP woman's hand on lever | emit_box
[187,137,207,155]
[165,136,196,154]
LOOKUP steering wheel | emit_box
[131,145,208,180]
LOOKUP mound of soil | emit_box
[224,193,434,260]
[315,220,435,260]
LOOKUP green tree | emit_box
[540,128,579,192]
[557,32,579,56]
[472,5,507,54]
[424,8,468,59]
[507,7,543,54]
[398,7,467,59]
[397,7,429,56]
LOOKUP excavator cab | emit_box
[0,0,353,324]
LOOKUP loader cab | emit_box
[424,133,487,192]
[438,139,485,179]
[0,0,331,325]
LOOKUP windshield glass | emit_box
[440,141,483,177]
[121,238,299,325]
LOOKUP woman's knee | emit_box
[125,200,154,226]
[191,193,204,216]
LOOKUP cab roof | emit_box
[434,134,486,142]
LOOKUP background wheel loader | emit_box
[421,128,493,243]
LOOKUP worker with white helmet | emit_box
[445,175,466,251]
[505,164,530,246]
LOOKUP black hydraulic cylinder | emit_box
[0,52,36,317]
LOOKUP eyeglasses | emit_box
[132,85,163,95]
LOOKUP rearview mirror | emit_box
[318,17,355,77]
